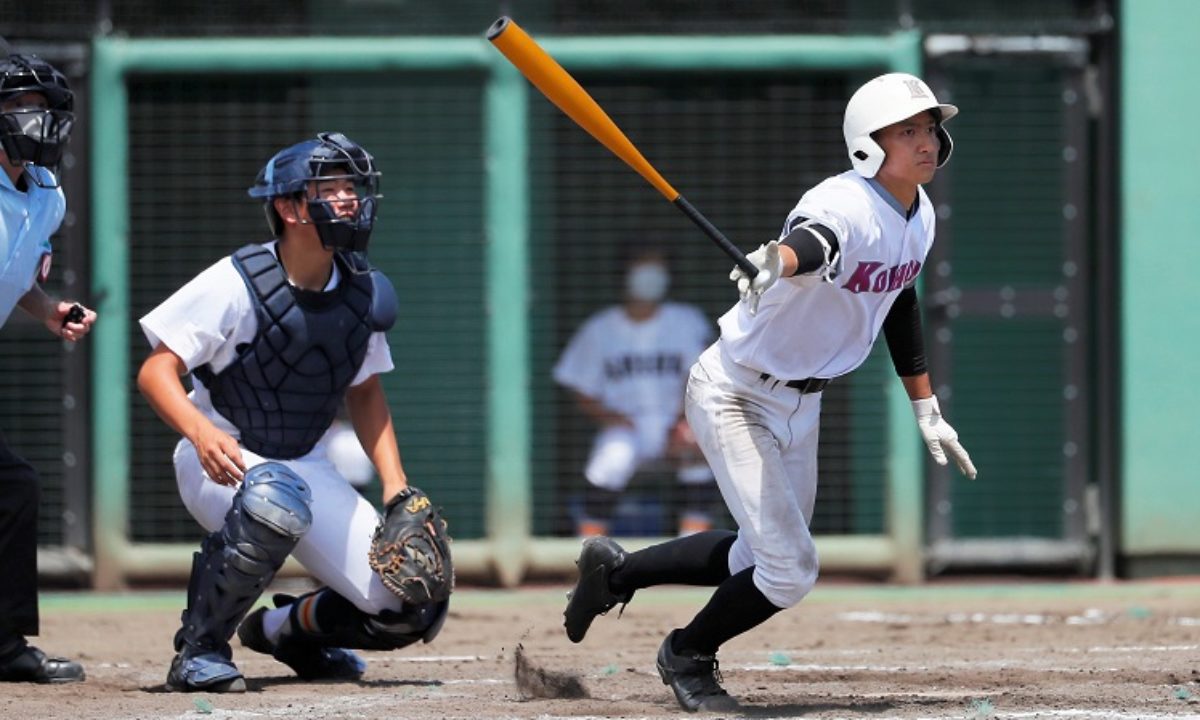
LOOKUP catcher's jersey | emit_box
[719,170,936,380]
[139,240,393,450]
[554,302,712,420]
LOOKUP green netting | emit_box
[932,58,1081,541]
[950,319,1066,538]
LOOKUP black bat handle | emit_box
[673,195,759,278]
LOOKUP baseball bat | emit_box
[486,16,759,278]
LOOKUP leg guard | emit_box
[171,463,312,687]
[277,588,448,651]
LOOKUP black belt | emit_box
[758,372,829,394]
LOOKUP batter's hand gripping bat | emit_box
[486,16,759,278]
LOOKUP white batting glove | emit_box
[911,395,977,479]
[729,241,782,316]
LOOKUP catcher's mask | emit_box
[0,53,75,188]
[248,132,381,262]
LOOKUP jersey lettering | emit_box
[841,259,921,294]
[603,352,685,381]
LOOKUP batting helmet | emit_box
[843,73,958,179]
[248,132,382,254]
[0,53,74,182]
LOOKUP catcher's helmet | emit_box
[249,132,381,254]
[843,73,957,179]
[0,53,75,185]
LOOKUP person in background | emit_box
[554,244,717,538]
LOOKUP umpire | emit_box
[0,50,96,683]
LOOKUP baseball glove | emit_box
[368,486,454,605]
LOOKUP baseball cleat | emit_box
[656,630,740,713]
[563,536,634,643]
[238,605,366,681]
[165,651,246,693]
[0,644,85,684]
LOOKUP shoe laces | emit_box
[688,651,724,685]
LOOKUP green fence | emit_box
[89,31,925,588]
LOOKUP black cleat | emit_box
[656,630,740,713]
[563,536,634,643]
[0,644,85,684]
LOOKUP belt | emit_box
[758,372,829,394]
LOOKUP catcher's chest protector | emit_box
[195,244,376,459]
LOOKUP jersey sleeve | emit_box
[138,258,249,372]
[552,314,605,399]
[350,331,395,386]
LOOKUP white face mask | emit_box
[626,263,670,303]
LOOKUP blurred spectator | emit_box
[554,244,717,537]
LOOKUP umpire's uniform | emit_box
[0,159,85,682]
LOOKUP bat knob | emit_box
[486,16,511,40]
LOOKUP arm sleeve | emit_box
[779,219,842,277]
[882,286,928,377]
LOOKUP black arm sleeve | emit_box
[882,286,928,377]
[779,219,841,276]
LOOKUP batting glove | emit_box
[911,395,977,479]
[730,241,782,316]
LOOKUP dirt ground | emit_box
[5,577,1200,720]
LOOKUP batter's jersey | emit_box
[719,170,936,380]
[554,302,713,419]
[140,240,394,447]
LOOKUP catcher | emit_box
[136,132,453,693]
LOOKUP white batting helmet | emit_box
[843,73,958,178]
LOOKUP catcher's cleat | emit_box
[0,644,84,684]
[165,650,246,693]
[238,603,366,681]
[655,630,741,713]
[563,536,634,643]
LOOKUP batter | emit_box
[562,72,977,713]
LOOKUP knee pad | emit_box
[239,462,313,539]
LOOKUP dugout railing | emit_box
[89,31,925,589]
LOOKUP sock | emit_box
[609,529,736,595]
[262,605,291,645]
[266,589,335,644]
[673,566,783,656]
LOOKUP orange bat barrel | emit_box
[486,16,758,278]
[486,16,679,202]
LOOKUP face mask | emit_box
[626,263,670,303]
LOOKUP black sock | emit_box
[609,530,736,595]
[673,566,783,655]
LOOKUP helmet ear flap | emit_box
[935,125,953,168]
[847,135,885,178]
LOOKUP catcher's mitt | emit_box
[369,486,454,605]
